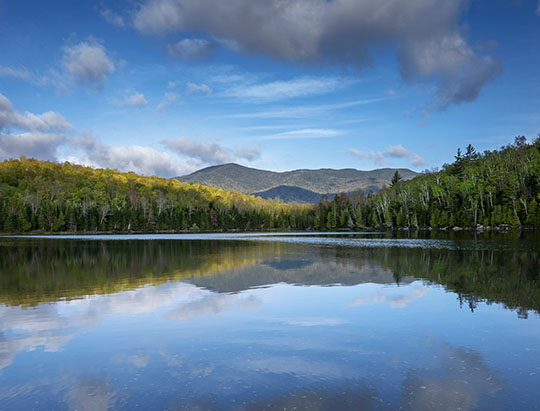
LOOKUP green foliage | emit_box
[390,170,402,187]
[310,137,540,229]
[0,158,312,233]
[2,136,539,233]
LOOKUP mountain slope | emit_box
[252,185,328,203]
[177,163,418,200]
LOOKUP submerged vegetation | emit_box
[0,136,539,233]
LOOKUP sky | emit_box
[0,0,539,177]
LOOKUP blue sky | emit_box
[0,0,539,176]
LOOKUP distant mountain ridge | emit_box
[177,163,418,203]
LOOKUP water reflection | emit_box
[65,373,118,411]
[401,343,504,411]
[350,285,429,309]
[2,235,539,316]
[0,234,539,409]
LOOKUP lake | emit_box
[1,232,539,410]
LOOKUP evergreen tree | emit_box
[390,171,403,187]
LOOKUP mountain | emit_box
[252,185,329,203]
[177,163,418,202]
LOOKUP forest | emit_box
[0,158,311,233]
[0,135,539,233]
[317,135,540,230]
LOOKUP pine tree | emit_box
[390,171,403,187]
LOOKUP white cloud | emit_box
[536,1,540,16]
[0,93,72,132]
[411,153,427,167]
[0,93,216,177]
[133,0,499,108]
[100,9,126,27]
[0,66,32,80]
[346,144,426,168]
[167,38,215,61]
[62,41,115,89]
[157,92,181,110]
[1,131,69,161]
[134,0,184,34]
[69,135,188,177]
[0,93,72,161]
[226,98,386,119]
[186,82,212,94]
[113,92,148,107]
[260,128,343,140]
[162,136,260,164]
[226,76,349,102]
[385,144,410,158]
[346,148,385,164]
[398,32,501,110]
[125,93,147,107]
[235,145,261,161]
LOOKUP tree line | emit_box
[0,158,311,233]
[316,136,540,230]
[1,135,539,233]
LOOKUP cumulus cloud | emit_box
[0,93,72,161]
[385,144,410,158]
[411,153,427,167]
[133,0,499,108]
[398,33,501,110]
[0,93,233,177]
[100,9,126,27]
[162,136,260,164]
[0,93,72,132]
[1,132,69,161]
[346,144,426,167]
[62,41,115,89]
[186,82,212,94]
[226,76,348,102]
[537,1,540,16]
[167,38,215,61]
[69,135,187,177]
[113,92,148,107]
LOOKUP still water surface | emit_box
[1,232,539,410]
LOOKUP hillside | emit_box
[0,158,311,233]
[313,136,540,230]
[252,185,331,203]
[177,163,418,201]
[2,136,538,234]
